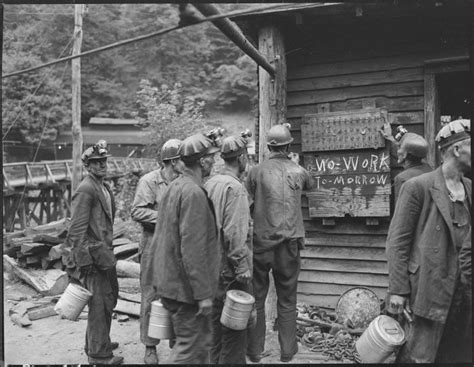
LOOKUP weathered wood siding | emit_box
[285,18,469,308]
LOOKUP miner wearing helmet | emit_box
[380,122,433,203]
[246,123,314,363]
[203,132,254,364]
[64,140,123,364]
[148,132,221,363]
[131,138,183,364]
[386,119,471,363]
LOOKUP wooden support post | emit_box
[71,4,84,192]
[424,74,439,168]
[258,25,286,162]
[258,24,286,330]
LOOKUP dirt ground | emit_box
[3,273,348,365]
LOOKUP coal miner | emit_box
[64,140,123,365]
[386,119,471,363]
[149,133,221,364]
[131,139,182,364]
[204,133,253,364]
[246,123,314,363]
[380,123,433,203]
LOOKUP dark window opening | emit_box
[438,71,471,124]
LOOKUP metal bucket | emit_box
[54,283,92,321]
[220,289,255,330]
[148,300,174,339]
[356,315,405,363]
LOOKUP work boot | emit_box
[280,345,299,362]
[144,346,159,364]
[111,342,119,350]
[88,355,124,365]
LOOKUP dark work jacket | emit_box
[64,174,116,279]
[246,152,313,252]
[148,168,221,304]
[393,162,432,204]
[386,167,472,322]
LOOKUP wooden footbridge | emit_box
[3,158,159,232]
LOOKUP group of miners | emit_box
[64,118,471,365]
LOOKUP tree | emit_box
[132,79,212,157]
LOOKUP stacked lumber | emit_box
[2,218,139,270]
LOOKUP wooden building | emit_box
[234,1,472,308]
[54,117,147,159]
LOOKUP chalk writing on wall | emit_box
[304,149,391,217]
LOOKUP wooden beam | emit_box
[193,3,275,77]
[258,25,287,162]
[424,74,439,167]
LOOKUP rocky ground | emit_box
[4,273,341,365]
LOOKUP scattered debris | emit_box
[118,315,130,322]
[119,291,141,303]
[4,255,68,296]
[114,299,141,317]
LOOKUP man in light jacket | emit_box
[386,119,471,363]
[131,139,182,364]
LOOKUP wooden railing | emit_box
[3,157,160,191]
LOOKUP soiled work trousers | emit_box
[210,278,249,364]
[161,297,212,364]
[83,267,119,359]
[396,278,472,363]
[247,239,301,359]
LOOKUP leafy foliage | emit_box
[2,4,257,146]
[133,79,212,156]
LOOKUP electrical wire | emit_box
[2,33,76,140]
[2,3,311,79]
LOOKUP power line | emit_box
[2,4,297,79]
[2,34,76,140]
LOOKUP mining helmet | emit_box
[160,139,182,161]
[435,119,470,149]
[399,132,429,159]
[81,140,111,164]
[267,123,293,146]
[179,133,220,163]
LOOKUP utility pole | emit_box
[71,4,84,192]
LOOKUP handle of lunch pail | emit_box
[385,327,402,335]
[224,279,238,294]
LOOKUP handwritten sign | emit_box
[301,109,388,152]
[304,150,391,217]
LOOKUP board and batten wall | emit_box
[283,18,469,308]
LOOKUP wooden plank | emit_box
[297,292,384,310]
[116,260,140,278]
[21,242,51,254]
[307,190,390,217]
[27,305,58,320]
[301,246,387,261]
[303,219,390,235]
[424,74,439,168]
[287,67,423,92]
[114,299,141,317]
[113,243,139,257]
[301,110,388,151]
[287,50,467,79]
[298,270,388,287]
[113,237,132,247]
[118,277,140,293]
[119,291,141,304]
[32,233,64,245]
[3,255,68,296]
[389,111,424,126]
[297,281,387,297]
[287,96,424,118]
[301,258,388,274]
[287,81,423,106]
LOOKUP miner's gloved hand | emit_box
[379,122,396,143]
[196,298,213,316]
[236,270,252,285]
[387,294,410,315]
